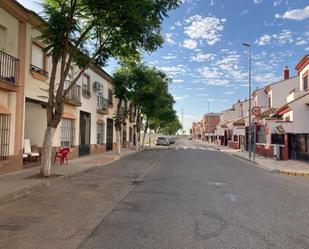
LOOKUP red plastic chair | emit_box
[54,148,70,165]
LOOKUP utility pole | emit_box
[208,101,210,144]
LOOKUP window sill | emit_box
[31,70,48,81]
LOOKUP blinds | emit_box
[0,26,6,51]
[31,43,44,69]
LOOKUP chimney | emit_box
[284,66,289,80]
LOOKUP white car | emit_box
[156,137,170,146]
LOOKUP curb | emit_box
[232,153,259,165]
[277,170,309,177]
[0,150,141,205]
[231,153,309,177]
[0,181,49,205]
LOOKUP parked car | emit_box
[168,136,175,144]
[188,136,192,140]
[156,136,170,146]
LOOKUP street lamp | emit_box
[207,100,210,144]
[242,42,252,160]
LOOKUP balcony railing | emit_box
[64,81,81,105]
[97,96,109,114]
[0,51,19,85]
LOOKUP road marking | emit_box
[226,194,238,203]
[173,145,211,151]
[209,182,226,186]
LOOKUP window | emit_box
[304,75,308,91]
[0,25,7,51]
[97,122,105,145]
[0,114,10,160]
[268,95,271,107]
[31,42,47,72]
[61,118,75,147]
[82,74,91,97]
[108,89,113,106]
[257,126,266,144]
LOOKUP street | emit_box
[78,138,309,249]
[1,139,309,249]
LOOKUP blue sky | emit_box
[18,0,309,132]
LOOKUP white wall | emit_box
[254,89,268,108]
[300,63,309,92]
[269,76,299,108]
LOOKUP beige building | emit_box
[0,0,137,175]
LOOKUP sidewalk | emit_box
[198,140,309,177]
[0,148,138,204]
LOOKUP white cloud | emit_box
[225,91,235,95]
[254,0,262,4]
[190,52,215,62]
[174,95,185,101]
[184,15,226,46]
[198,66,229,85]
[275,5,309,20]
[165,33,176,45]
[254,72,281,85]
[256,34,272,46]
[296,38,307,46]
[255,29,293,46]
[159,65,186,76]
[273,0,282,7]
[162,53,177,59]
[239,10,248,16]
[183,39,198,49]
[173,79,184,83]
[175,21,182,26]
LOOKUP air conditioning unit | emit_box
[93,81,101,92]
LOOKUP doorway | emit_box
[106,118,113,151]
[79,111,91,156]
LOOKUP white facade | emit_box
[267,76,299,108]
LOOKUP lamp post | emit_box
[242,42,252,160]
[208,100,210,144]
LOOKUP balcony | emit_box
[0,51,19,91]
[64,82,81,106]
[97,96,109,114]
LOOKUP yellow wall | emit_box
[0,8,19,57]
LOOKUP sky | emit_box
[18,0,309,133]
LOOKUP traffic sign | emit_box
[251,106,261,116]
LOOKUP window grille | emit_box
[61,118,75,147]
[0,114,10,160]
[97,123,105,145]
[82,74,91,97]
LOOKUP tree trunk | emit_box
[135,124,139,152]
[40,126,56,177]
[135,108,141,151]
[116,127,121,155]
[142,123,148,147]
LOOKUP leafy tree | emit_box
[113,63,176,149]
[38,0,179,176]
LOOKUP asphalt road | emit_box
[79,139,309,249]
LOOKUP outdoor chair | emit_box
[24,139,40,163]
[54,148,70,165]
